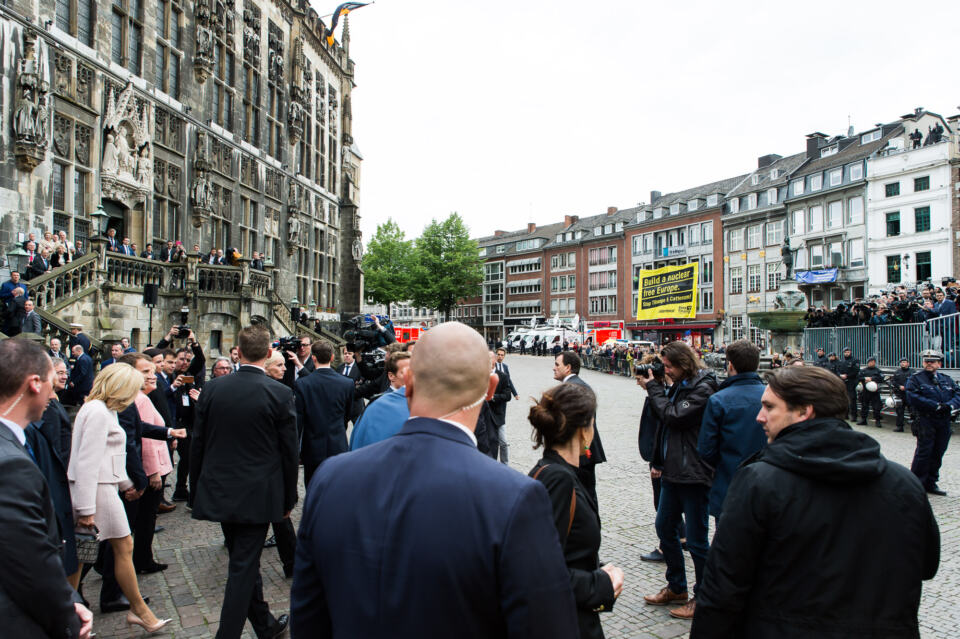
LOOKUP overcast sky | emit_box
[340,0,960,242]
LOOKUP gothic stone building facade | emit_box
[0,0,363,347]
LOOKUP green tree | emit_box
[410,213,483,319]
[361,219,414,307]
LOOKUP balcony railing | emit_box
[27,252,99,311]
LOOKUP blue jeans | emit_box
[655,480,709,596]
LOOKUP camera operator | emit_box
[636,341,718,619]
[355,343,401,399]
[280,336,314,388]
[157,327,205,502]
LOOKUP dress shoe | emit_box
[927,487,948,496]
[643,586,688,606]
[171,492,189,502]
[154,525,165,533]
[894,426,904,432]
[267,613,289,638]
[875,421,882,428]
[137,563,168,574]
[264,535,277,548]
[157,502,177,514]
[669,597,696,619]
[856,421,867,426]
[126,612,171,635]
[101,595,131,613]
[640,548,665,562]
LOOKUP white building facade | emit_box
[866,117,957,291]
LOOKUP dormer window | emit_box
[566,232,573,241]
[751,174,761,186]
[615,222,623,232]
[653,207,664,219]
[747,193,758,209]
[556,234,563,242]
[687,199,699,211]
[791,179,804,196]
[767,188,778,205]
[770,168,782,179]
[706,194,719,206]
[828,167,842,187]
[861,129,881,144]
[820,145,838,158]
[729,198,740,214]
[593,226,601,236]
[603,224,613,234]
[670,203,680,215]
[810,174,822,191]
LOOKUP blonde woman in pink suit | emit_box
[68,363,171,634]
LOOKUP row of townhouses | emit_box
[454,108,960,349]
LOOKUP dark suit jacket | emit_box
[25,409,78,575]
[67,332,91,355]
[290,417,578,638]
[566,375,606,464]
[489,367,516,427]
[117,403,170,492]
[25,257,49,280]
[0,424,82,639]
[69,354,94,396]
[190,366,299,523]
[156,373,178,425]
[336,362,365,422]
[295,367,355,472]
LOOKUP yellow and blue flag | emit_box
[326,2,369,46]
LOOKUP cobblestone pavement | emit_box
[90,354,959,638]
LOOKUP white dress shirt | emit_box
[0,416,26,446]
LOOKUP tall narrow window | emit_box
[213,16,236,131]
[154,0,182,98]
[111,0,144,75]
[57,0,96,47]
[914,206,931,233]
[242,2,262,146]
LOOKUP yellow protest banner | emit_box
[636,262,699,320]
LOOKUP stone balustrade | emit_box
[27,252,98,311]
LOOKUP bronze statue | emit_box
[781,236,794,278]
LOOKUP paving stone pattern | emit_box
[90,355,959,638]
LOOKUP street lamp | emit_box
[5,246,30,274]
[291,297,300,323]
[91,203,110,235]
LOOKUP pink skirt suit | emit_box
[67,399,133,540]
[135,394,173,476]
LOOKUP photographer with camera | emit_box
[157,326,205,502]
[636,353,670,563]
[637,341,718,619]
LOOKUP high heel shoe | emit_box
[126,612,172,634]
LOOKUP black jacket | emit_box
[336,362,365,422]
[530,451,615,639]
[474,401,499,458]
[837,355,860,385]
[647,369,718,485]
[295,367,355,472]
[637,396,661,464]
[890,367,912,396]
[692,417,939,639]
[566,374,606,464]
[191,366,299,523]
[0,425,82,639]
[489,366,516,427]
[858,365,884,388]
[814,354,829,367]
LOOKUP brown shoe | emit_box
[643,586,688,606]
[669,597,696,619]
[157,502,177,514]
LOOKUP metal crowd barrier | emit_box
[804,318,957,369]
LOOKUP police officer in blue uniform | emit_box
[905,349,960,496]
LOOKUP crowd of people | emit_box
[0,318,950,639]
[805,280,960,327]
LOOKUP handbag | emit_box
[74,526,100,564]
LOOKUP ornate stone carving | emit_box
[154,157,166,193]
[76,64,94,107]
[286,177,308,253]
[268,22,285,84]
[209,137,233,176]
[54,52,72,96]
[264,167,282,200]
[288,36,311,142]
[240,155,259,188]
[101,81,153,208]
[53,114,72,158]
[75,124,92,166]
[14,30,51,171]
[190,130,214,227]
[316,79,325,124]
[193,0,234,83]
[168,165,182,198]
[243,2,261,68]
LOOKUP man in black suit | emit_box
[337,349,365,424]
[489,347,519,463]
[0,339,93,639]
[553,351,606,507]
[104,227,119,251]
[68,322,91,355]
[48,337,71,371]
[26,249,51,280]
[295,340,355,488]
[66,344,94,405]
[191,325,297,639]
[140,243,155,259]
[289,322,577,638]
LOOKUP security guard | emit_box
[889,358,913,433]
[905,349,960,496]
[837,347,861,421]
[857,357,884,427]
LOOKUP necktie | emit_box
[345,364,351,376]
[24,440,37,463]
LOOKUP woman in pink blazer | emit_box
[125,353,178,574]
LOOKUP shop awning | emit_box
[506,278,542,287]
[505,301,542,309]
[506,257,541,267]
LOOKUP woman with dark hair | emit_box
[528,383,624,639]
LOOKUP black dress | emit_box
[529,450,615,639]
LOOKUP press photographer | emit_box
[342,314,397,399]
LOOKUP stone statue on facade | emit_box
[287,215,302,247]
[190,130,214,227]
[14,30,51,170]
[100,82,153,208]
[781,236,794,279]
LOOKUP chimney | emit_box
[493,230,505,238]
[805,132,828,159]
[606,206,618,216]
[564,215,579,228]
[757,154,782,169]
[527,223,536,233]
[650,190,662,203]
